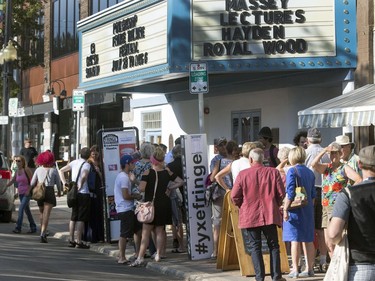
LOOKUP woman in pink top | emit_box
[7,155,36,233]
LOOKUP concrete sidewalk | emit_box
[22,196,325,281]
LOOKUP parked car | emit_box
[0,151,14,222]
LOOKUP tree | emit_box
[0,0,44,108]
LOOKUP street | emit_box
[0,196,182,281]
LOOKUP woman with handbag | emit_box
[283,146,316,278]
[311,142,362,259]
[130,146,183,267]
[6,155,37,234]
[328,145,375,281]
[30,150,61,243]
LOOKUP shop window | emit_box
[90,0,125,15]
[142,111,161,143]
[52,0,80,58]
[231,110,261,144]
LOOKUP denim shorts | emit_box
[348,264,375,281]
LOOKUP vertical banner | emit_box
[100,127,138,242]
[182,134,213,260]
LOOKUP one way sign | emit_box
[189,62,209,94]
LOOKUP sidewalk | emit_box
[22,196,325,281]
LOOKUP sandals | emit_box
[117,259,130,265]
[130,259,147,267]
[171,248,186,253]
[68,241,76,248]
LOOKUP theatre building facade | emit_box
[15,0,374,161]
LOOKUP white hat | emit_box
[335,135,355,148]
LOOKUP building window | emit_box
[231,110,261,144]
[90,0,125,15]
[142,111,161,144]
[52,0,80,58]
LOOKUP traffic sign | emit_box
[72,89,85,112]
[189,62,209,94]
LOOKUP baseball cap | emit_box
[214,137,227,146]
[120,155,137,166]
[359,145,375,166]
[307,128,321,139]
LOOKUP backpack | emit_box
[87,163,96,193]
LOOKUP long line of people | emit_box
[7,131,375,281]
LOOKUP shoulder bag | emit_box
[135,169,158,223]
[67,162,85,208]
[205,159,226,205]
[289,166,308,209]
[323,188,351,281]
[32,170,49,201]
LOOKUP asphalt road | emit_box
[0,196,182,281]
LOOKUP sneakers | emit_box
[129,259,147,267]
[299,270,315,277]
[12,228,21,234]
[40,235,48,243]
[76,242,90,249]
[287,271,299,278]
[319,263,329,273]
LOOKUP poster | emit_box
[100,128,138,242]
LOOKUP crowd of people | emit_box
[6,129,375,280]
[214,127,374,281]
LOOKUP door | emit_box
[231,110,261,144]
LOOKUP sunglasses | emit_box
[15,160,21,163]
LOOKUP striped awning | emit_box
[298,84,375,128]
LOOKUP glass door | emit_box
[232,110,261,144]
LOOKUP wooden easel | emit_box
[216,192,289,276]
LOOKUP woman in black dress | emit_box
[130,146,183,267]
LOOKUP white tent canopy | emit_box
[298,84,375,128]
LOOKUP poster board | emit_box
[181,134,213,260]
[97,127,139,242]
[217,192,289,276]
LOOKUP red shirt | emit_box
[231,163,285,229]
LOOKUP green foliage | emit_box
[8,0,45,69]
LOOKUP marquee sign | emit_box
[79,1,168,85]
[192,0,356,69]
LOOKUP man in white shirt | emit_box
[59,147,91,249]
[114,154,142,264]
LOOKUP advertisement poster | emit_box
[100,128,138,241]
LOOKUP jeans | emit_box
[349,264,375,281]
[16,194,37,231]
[245,224,282,281]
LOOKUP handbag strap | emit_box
[75,162,85,183]
[152,169,158,201]
[293,166,301,187]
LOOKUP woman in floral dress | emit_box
[311,142,361,257]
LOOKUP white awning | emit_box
[298,84,375,128]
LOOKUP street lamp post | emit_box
[0,0,17,159]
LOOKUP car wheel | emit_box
[0,211,12,223]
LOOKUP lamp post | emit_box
[0,0,16,158]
